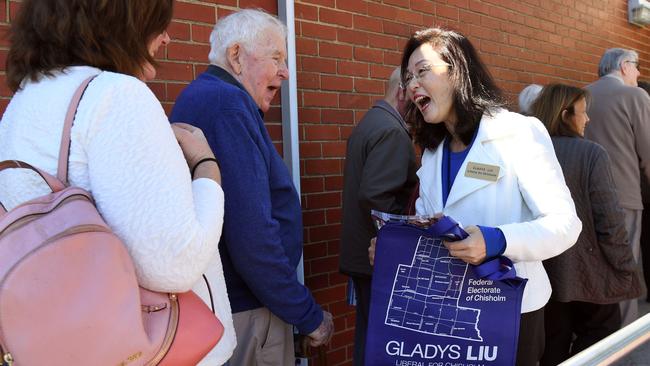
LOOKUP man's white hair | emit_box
[208,9,287,66]
[518,84,543,116]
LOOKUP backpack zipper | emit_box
[0,344,12,366]
[0,223,113,294]
[0,193,90,237]
[146,293,179,365]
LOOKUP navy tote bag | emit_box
[365,216,527,366]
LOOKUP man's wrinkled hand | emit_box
[307,311,334,347]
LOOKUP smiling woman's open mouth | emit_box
[415,95,431,110]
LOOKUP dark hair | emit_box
[6,0,173,92]
[639,80,650,96]
[400,28,504,150]
[531,84,589,138]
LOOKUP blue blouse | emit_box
[441,133,506,260]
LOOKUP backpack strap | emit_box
[0,75,97,215]
[0,160,66,215]
[56,75,98,185]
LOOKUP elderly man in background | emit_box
[639,81,650,304]
[585,48,650,326]
[518,84,543,116]
[170,9,333,365]
[340,67,418,366]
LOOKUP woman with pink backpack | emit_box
[0,0,234,365]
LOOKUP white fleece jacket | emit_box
[0,66,235,365]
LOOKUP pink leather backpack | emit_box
[0,76,223,366]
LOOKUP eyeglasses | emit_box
[400,63,451,89]
[625,60,640,70]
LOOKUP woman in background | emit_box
[0,0,234,364]
[532,84,641,365]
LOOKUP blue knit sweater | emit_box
[170,66,323,334]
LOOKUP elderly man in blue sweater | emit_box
[171,9,333,365]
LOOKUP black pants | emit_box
[351,276,372,366]
[517,307,546,366]
[641,208,650,299]
[540,300,620,366]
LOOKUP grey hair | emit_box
[598,48,638,77]
[208,9,287,66]
[518,84,543,116]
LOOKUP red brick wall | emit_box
[1,1,649,365]
[294,1,649,364]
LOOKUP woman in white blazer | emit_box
[400,28,581,365]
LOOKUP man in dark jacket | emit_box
[340,67,418,366]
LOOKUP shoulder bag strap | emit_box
[0,160,66,215]
[56,75,99,185]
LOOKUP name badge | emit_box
[465,162,500,182]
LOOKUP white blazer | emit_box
[416,109,581,313]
